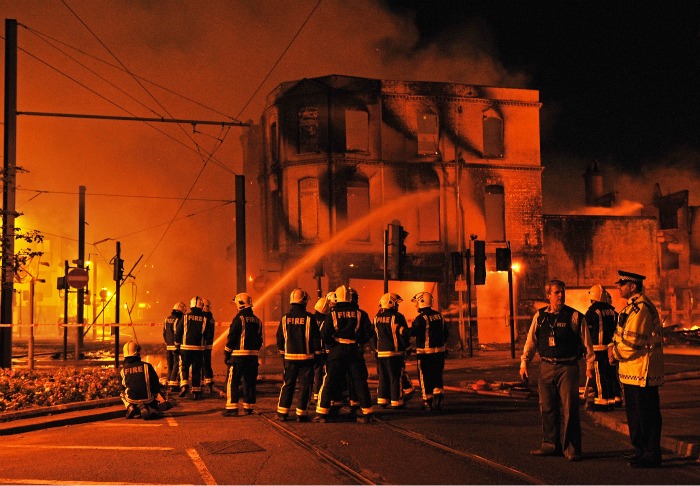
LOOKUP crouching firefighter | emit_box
[120,341,164,420]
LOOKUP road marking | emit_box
[95,423,163,427]
[3,445,172,451]
[166,416,179,427]
[186,448,217,485]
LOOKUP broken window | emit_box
[299,178,319,242]
[345,109,368,152]
[298,107,319,154]
[417,113,439,155]
[485,185,506,242]
[483,115,504,158]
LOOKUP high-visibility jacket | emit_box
[277,304,321,360]
[372,308,410,358]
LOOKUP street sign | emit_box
[67,268,89,289]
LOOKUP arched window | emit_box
[485,184,506,242]
[483,115,504,158]
[299,178,319,241]
[347,176,370,241]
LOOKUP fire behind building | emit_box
[242,74,690,349]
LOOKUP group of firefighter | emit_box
[119,285,448,422]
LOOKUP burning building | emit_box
[247,74,547,348]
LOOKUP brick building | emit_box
[249,75,547,348]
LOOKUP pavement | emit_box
[2,347,700,462]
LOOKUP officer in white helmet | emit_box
[163,302,186,393]
[174,296,214,399]
[314,285,374,423]
[223,292,263,416]
[275,288,321,421]
[372,292,411,409]
[585,284,620,410]
[120,341,163,420]
[411,291,448,412]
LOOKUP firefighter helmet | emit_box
[202,298,211,313]
[233,292,253,310]
[411,291,433,309]
[335,285,351,303]
[379,292,402,309]
[190,296,204,309]
[173,302,187,313]
[588,284,605,303]
[348,287,359,305]
[123,340,140,358]
[602,288,612,305]
[290,288,309,305]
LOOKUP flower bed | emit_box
[0,367,122,412]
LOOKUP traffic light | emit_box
[496,247,512,271]
[388,223,409,280]
[473,240,486,285]
[113,258,124,282]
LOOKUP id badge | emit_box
[548,335,556,347]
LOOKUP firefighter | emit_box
[175,296,214,399]
[372,292,411,409]
[163,302,186,393]
[202,298,215,393]
[223,292,263,416]
[411,291,448,412]
[585,284,619,410]
[314,285,374,423]
[120,341,163,420]
[275,288,321,422]
[311,291,335,405]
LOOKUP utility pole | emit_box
[235,175,246,293]
[1,19,18,368]
[76,186,85,359]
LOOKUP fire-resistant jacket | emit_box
[585,301,618,352]
[412,307,448,354]
[174,307,214,351]
[203,310,215,351]
[120,356,161,405]
[609,293,664,387]
[321,302,373,346]
[372,308,410,357]
[277,304,321,360]
[163,309,183,351]
[224,307,263,361]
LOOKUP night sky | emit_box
[2,0,699,316]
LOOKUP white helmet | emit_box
[290,288,309,305]
[202,298,211,312]
[335,285,351,303]
[233,292,253,310]
[588,284,605,303]
[173,302,187,313]
[379,292,402,309]
[190,296,204,309]
[411,291,433,309]
[123,340,140,358]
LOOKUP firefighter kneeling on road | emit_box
[120,341,164,420]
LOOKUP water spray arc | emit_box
[213,187,441,347]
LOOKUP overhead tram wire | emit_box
[17,188,234,203]
[20,26,242,123]
[236,0,322,119]
[57,0,242,273]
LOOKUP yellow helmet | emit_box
[379,292,403,309]
[290,288,309,305]
[190,296,204,309]
[588,284,605,303]
[173,302,187,313]
[335,285,350,303]
[123,341,140,358]
[411,291,433,309]
[233,292,253,310]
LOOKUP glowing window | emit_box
[298,107,319,154]
[345,110,368,152]
[483,116,504,158]
[299,178,319,241]
[347,177,370,241]
[417,113,439,155]
[485,185,506,242]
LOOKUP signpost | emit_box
[67,268,89,289]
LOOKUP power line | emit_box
[16,188,234,202]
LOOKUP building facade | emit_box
[254,75,546,348]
